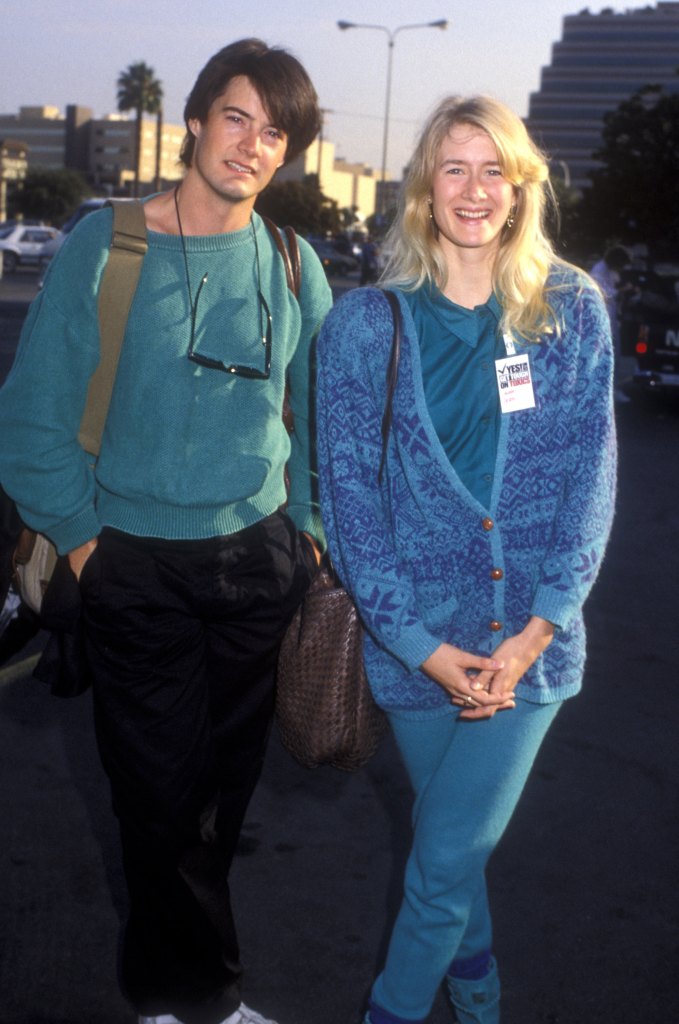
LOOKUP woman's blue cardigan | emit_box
[316,270,617,716]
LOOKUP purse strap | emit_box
[78,199,148,456]
[378,289,402,484]
[263,231,400,483]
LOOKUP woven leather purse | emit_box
[276,290,401,771]
[276,560,386,771]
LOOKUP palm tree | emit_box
[116,62,163,197]
[152,100,164,193]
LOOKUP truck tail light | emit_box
[635,325,649,355]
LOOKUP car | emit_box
[0,224,62,273]
[39,197,111,264]
[619,264,679,391]
[0,218,49,230]
[60,197,110,234]
[308,239,359,277]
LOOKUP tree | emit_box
[117,61,163,197]
[576,83,679,256]
[255,176,340,236]
[8,168,90,224]
[153,102,164,193]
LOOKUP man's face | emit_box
[188,75,288,209]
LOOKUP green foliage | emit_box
[339,207,358,230]
[117,60,163,117]
[576,83,679,256]
[8,168,90,224]
[365,206,397,239]
[255,176,340,236]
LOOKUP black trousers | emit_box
[79,511,315,1024]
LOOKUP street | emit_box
[0,268,677,1023]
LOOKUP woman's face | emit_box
[430,124,516,261]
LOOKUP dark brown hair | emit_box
[180,38,320,167]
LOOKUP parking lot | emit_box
[1,267,678,1024]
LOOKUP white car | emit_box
[0,224,62,273]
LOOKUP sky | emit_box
[2,0,637,179]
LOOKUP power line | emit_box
[329,108,421,126]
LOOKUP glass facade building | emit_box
[526,2,679,191]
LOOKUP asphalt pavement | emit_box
[0,269,677,1024]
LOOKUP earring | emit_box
[506,204,517,229]
[427,198,439,237]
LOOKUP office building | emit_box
[526,2,679,192]
[0,105,184,192]
[0,104,383,216]
[277,137,381,220]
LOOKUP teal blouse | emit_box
[402,285,505,509]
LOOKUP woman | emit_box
[316,96,616,1024]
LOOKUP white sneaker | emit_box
[222,1004,279,1024]
[138,1017,183,1024]
[139,1006,278,1024]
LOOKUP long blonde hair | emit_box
[381,95,566,341]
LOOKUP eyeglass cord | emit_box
[173,184,266,347]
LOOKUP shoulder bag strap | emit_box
[261,216,302,438]
[378,289,402,484]
[261,215,301,298]
[77,199,148,456]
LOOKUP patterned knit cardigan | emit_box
[316,270,617,716]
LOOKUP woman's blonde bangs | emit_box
[381,95,566,339]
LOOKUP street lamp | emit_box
[554,159,571,190]
[337,18,448,218]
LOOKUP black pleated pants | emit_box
[79,511,315,1024]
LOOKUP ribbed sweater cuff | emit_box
[285,504,326,552]
[531,585,576,631]
[387,621,441,673]
[48,506,101,556]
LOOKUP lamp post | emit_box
[317,108,333,188]
[337,18,448,219]
[555,159,571,190]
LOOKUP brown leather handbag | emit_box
[276,559,387,771]
[276,290,402,771]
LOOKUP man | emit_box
[590,244,633,404]
[359,236,379,287]
[0,39,331,1024]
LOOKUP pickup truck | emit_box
[619,266,679,391]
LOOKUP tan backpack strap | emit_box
[77,199,148,456]
[261,216,301,298]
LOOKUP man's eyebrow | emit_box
[219,103,285,133]
[221,104,253,120]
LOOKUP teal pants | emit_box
[370,699,561,1022]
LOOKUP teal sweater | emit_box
[0,207,332,554]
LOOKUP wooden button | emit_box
[489,620,503,632]
[482,517,494,531]
[490,568,504,581]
